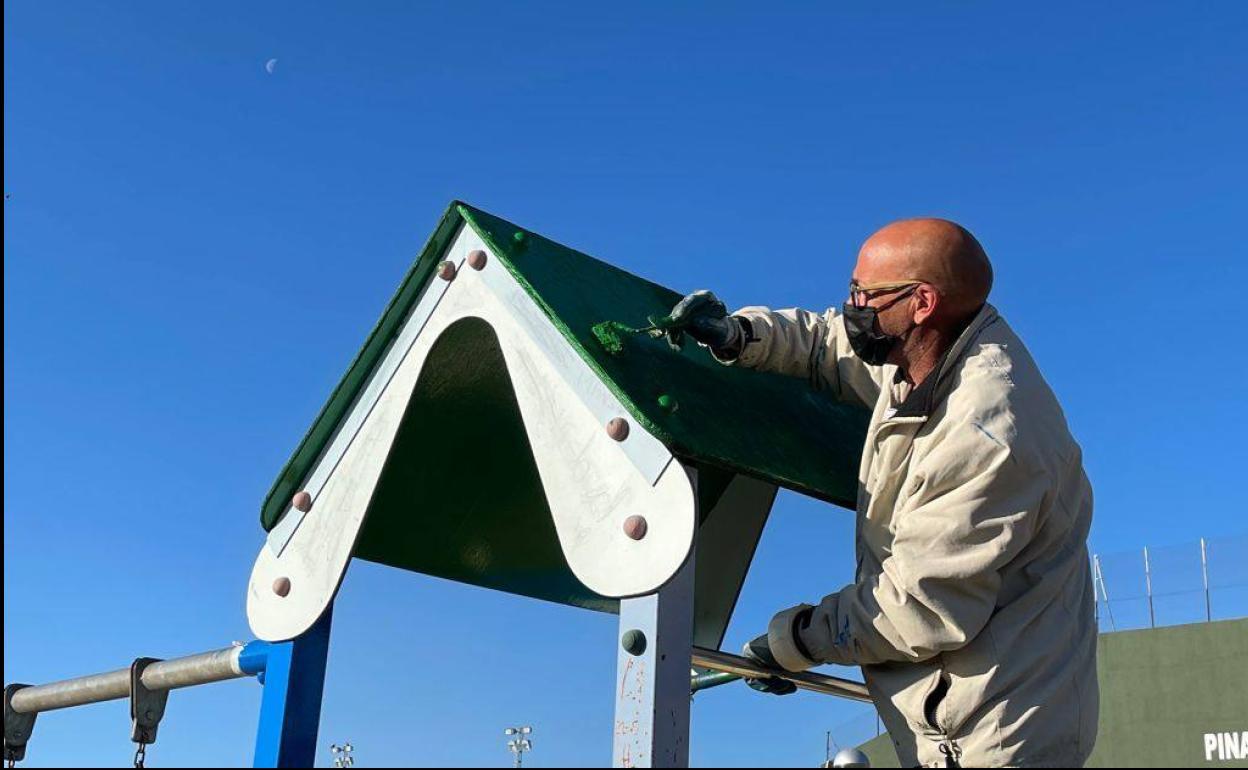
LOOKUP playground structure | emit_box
[3,202,875,768]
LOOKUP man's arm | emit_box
[724,306,883,409]
[766,431,1050,670]
[666,291,884,409]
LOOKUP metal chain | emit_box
[133,742,147,768]
[7,757,16,768]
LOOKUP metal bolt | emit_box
[437,260,457,281]
[467,250,487,270]
[606,417,630,441]
[623,515,648,540]
[657,394,677,413]
[621,628,647,656]
[273,577,292,598]
[292,491,312,513]
[512,230,527,248]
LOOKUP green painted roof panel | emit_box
[261,202,867,531]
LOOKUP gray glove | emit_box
[666,290,745,356]
[741,634,798,696]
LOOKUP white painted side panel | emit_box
[265,226,467,557]
[247,226,695,641]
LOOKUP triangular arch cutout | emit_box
[355,316,614,612]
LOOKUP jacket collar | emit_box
[890,303,1000,420]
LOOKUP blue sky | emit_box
[4,2,1246,767]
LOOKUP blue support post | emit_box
[253,606,333,768]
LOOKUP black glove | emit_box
[741,634,797,696]
[666,290,745,355]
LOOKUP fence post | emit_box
[1092,554,1100,624]
[1093,554,1115,631]
[1143,547,1155,628]
[1200,538,1212,622]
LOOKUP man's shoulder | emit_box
[942,316,1075,460]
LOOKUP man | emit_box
[670,219,1098,767]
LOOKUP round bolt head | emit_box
[621,628,647,656]
[467,250,488,270]
[292,491,312,513]
[512,230,527,247]
[606,417,630,441]
[272,576,292,597]
[437,260,457,281]
[657,394,677,413]
[623,515,648,540]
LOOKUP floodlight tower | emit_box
[504,726,533,768]
[330,740,355,768]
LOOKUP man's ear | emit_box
[913,283,940,325]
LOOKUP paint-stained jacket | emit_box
[724,303,1098,768]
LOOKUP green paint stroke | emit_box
[591,314,683,356]
[591,321,633,356]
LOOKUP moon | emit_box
[264,58,278,74]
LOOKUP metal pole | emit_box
[8,644,269,715]
[685,651,871,702]
[1143,547,1155,628]
[689,648,871,702]
[688,671,739,693]
[1201,537,1212,622]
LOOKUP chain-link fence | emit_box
[1092,534,1248,633]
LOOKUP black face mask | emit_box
[841,286,918,366]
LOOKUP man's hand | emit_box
[666,290,744,355]
[741,634,798,696]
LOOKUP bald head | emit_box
[855,218,993,322]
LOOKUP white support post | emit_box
[613,553,696,768]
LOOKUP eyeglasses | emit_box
[847,279,924,310]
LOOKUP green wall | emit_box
[858,618,1248,768]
